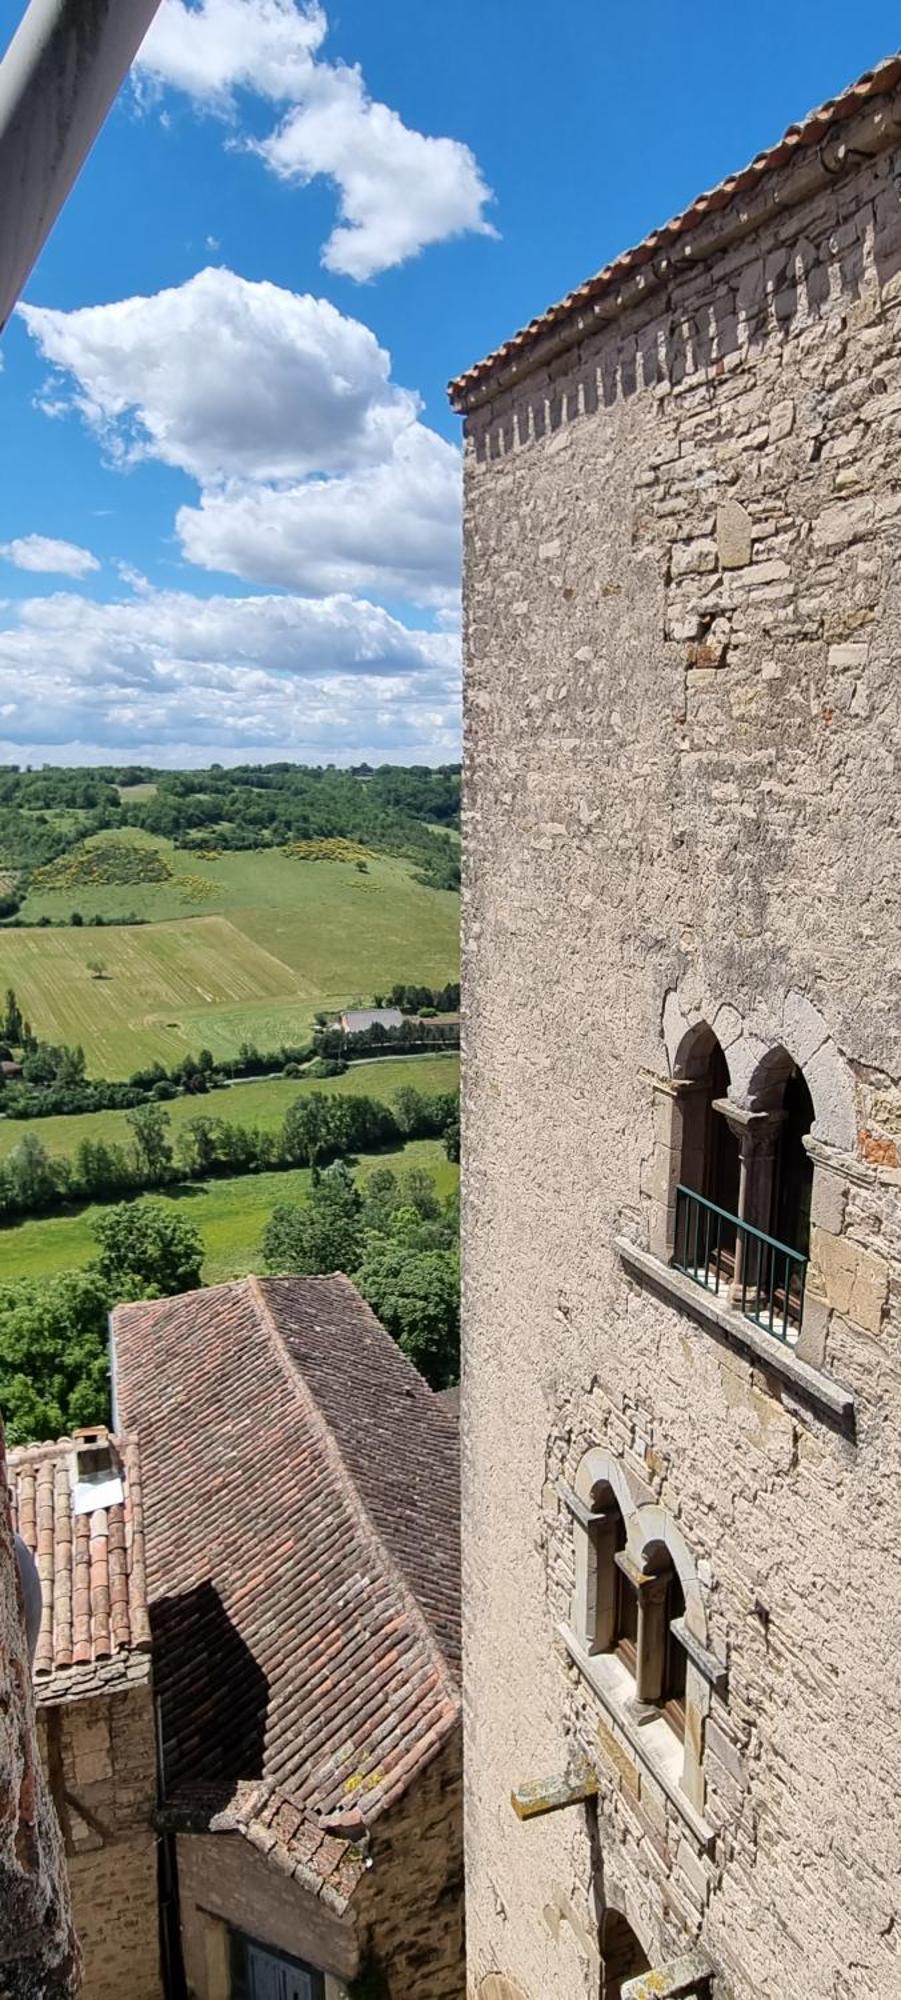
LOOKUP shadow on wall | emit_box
[471,175,901,462]
[152,1579,269,1794]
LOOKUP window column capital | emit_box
[711,1097,786,1154]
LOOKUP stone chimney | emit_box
[0,1416,79,1997]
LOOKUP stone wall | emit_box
[357,1728,465,1998]
[177,1736,463,2000]
[459,100,901,2000]
[0,1430,77,1998]
[177,1833,357,1996]
[37,1682,160,1999]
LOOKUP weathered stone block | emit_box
[807,1226,889,1335]
[716,498,753,568]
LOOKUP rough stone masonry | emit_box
[452,56,901,2000]
[0,1424,77,1998]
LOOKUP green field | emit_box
[0,1138,458,1287]
[2,837,458,1075]
[0,1054,459,1164]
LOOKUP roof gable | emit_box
[112,1275,460,1894]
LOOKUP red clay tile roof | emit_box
[7,1427,152,1703]
[449,50,901,406]
[112,1275,460,1905]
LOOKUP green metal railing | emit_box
[673,1185,807,1345]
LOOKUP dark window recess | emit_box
[615,1566,638,1675]
[774,1066,815,1259]
[230,1932,325,2000]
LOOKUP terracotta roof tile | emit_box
[449,50,901,405]
[113,1275,461,1906]
[7,1427,152,1703]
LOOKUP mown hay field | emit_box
[0,1137,458,1286]
[2,844,459,1074]
[0,918,300,1076]
[0,1053,460,1164]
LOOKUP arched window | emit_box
[567,1453,717,1821]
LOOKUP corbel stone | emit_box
[622,1950,716,1999]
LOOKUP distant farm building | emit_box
[340,1006,404,1035]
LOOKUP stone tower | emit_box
[451,52,901,2000]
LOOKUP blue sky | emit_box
[0,0,897,767]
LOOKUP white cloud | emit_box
[0,534,100,578]
[256,64,496,282]
[0,585,460,764]
[19,269,461,611]
[177,423,460,606]
[137,0,327,109]
[20,268,417,482]
[136,0,495,279]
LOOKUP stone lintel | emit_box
[510,1761,598,1821]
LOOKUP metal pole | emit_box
[0,0,165,332]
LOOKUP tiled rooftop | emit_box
[113,1274,461,1906]
[449,50,901,405]
[7,1427,152,1703]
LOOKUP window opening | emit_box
[230,1932,325,2000]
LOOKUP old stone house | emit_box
[112,1273,463,2000]
[451,50,901,2000]
[6,1425,161,1999]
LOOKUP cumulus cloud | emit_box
[177,423,461,606]
[19,269,461,611]
[137,0,327,109]
[0,534,100,578]
[20,269,417,482]
[136,0,495,279]
[0,585,460,764]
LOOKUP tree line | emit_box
[0,1159,460,1447]
[0,1085,459,1223]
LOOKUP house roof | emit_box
[340,1007,404,1032]
[6,1427,152,1704]
[448,50,901,408]
[112,1274,461,1909]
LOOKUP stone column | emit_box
[712,1100,785,1305]
[634,1571,670,1707]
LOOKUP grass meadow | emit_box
[0,1137,458,1287]
[0,1053,460,1164]
[3,837,458,1074]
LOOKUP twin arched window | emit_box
[567,1450,721,1819]
[584,1483,687,1741]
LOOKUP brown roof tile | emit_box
[449,50,901,405]
[112,1275,461,1904]
[7,1427,152,1703]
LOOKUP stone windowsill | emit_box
[559,1624,716,1850]
[615,1236,855,1425]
